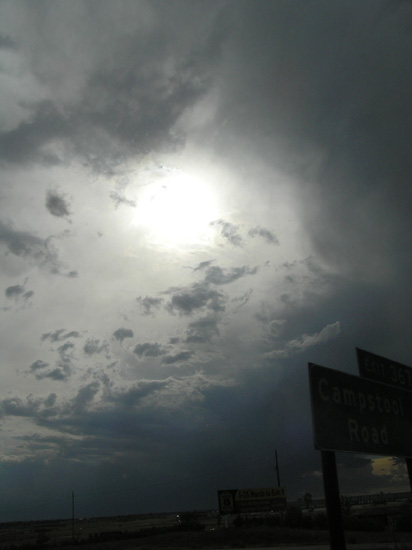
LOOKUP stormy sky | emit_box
[1,0,412,521]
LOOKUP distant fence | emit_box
[294,491,412,509]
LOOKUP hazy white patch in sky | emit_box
[130,164,221,248]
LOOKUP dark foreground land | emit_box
[1,508,412,550]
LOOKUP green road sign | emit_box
[309,363,412,456]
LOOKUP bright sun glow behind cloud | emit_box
[133,167,220,247]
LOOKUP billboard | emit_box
[309,362,412,456]
[218,487,286,514]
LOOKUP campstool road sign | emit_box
[309,363,412,456]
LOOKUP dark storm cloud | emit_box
[28,357,71,382]
[166,283,226,315]
[215,0,412,275]
[113,327,134,342]
[0,2,227,173]
[248,226,279,245]
[28,341,76,381]
[0,377,194,448]
[47,350,74,381]
[36,365,72,381]
[23,290,34,301]
[4,284,33,304]
[0,34,16,49]
[45,190,71,218]
[104,379,170,411]
[0,395,42,418]
[184,315,220,343]
[0,73,205,171]
[5,284,24,298]
[194,261,259,286]
[2,0,412,520]
[193,260,214,271]
[58,341,74,357]
[161,350,194,365]
[0,221,72,275]
[41,329,81,342]
[0,376,197,434]
[232,288,253,311]
[203,265,257,285]
[65,2,229,169]
[0,101,70,165]
[29,359,49,373]
[133,342,165,358]
[82,70,207,158]
[210,219,242,246]
[136,295,163,315]
[72,381,100,414]
[83,338,109,356]
[0,392,62,423]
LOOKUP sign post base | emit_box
[321,450,346,550]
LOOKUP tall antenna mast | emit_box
[275,450,281,487]
[72,490,75,542]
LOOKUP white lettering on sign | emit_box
[318,378,404,417]
[348,419,389,445]
[357,348,412,391]
[237,487,285,501]
[360,352,412,390]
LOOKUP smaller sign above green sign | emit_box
[356,348,412,391]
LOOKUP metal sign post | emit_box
[321,450,346,550]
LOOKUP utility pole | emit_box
[275,449,281,487]
[72,490,75,542]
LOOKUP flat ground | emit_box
[1,512,411,549]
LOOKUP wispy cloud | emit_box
[264,322,341,359]
[166,283,226,315]
[248,226,279,245]
[210,219,243,246]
